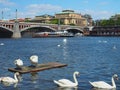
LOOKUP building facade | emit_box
[55,10,89,26]
[30,14,54,23]
[26,10,92,26]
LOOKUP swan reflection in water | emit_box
[1,81,18,88]
[91,88,116,90]
[58,87,78,90]
[30,72,39,83]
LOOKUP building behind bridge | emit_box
[28,10,92,27]
[55,10,92,26]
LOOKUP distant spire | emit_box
[16,9,18,20]
[2,11,3,20]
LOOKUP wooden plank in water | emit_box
[8,62,67,74]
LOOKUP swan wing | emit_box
[54,80,62,85]
[30,55,38,63]
[17,60,23,66]
[1,77,16,83]
[58,79,74,85]
[54,79,76,87]
[14,59,23,67]
[89,81,112,88]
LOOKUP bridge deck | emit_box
[8,62,67,74]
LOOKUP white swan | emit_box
[89,74,118,89]
[63,38,67,43]
[53,71,79,87]
[113,45,117,49]
[30,55,38,66]
[0,43,4,45]
[57,44,61,47]
[14,59,23,68]
[0,72,20,84]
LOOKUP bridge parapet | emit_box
[0,21,85,31]
[0,21,87,38]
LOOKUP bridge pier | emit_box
[12,21,21,38]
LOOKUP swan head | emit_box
[30,55,38,66]
[74,71,80,75]
[15,72,20,76]
[113,74,119,80]
[14,59,23,68]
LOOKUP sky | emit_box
[0,0,120,20]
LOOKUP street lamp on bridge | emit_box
[58,18,61,30]
[1,11,4,21]
[15,9,18,22]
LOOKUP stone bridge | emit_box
[0,21,87,38]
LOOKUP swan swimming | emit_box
[14,59,23,68]
[89,74,118,89]
[63,38,67,43]
[0,43,4,45]
[0,72,20,84]
[53,71,79,87]
[113,45,117,49]
[30,55,38,66]
[57,44,61,47]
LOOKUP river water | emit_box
[0,37,120,90]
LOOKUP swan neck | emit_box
[112,76,116,88]
[14,73,18,82]
[73,73,78,85]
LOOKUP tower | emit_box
[12,9,21,38]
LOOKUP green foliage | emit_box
[96,18,120,26]
[49,19,58,24]
[95,15,120,26]
[49,19,64,25]
[69,23,75,26]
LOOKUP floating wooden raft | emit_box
[8,62,67,74]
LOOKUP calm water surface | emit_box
[0,37,120,90]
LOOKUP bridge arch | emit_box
[21,25,56,32]
[64,27,83,34]
[21,26,56,38]
[0,26,13,38]
[0,26,13,32]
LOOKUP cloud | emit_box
[0,8,10,12]
[77,9,114,20]
[1,3,63,19]
[1,2,114,20]
[83,0,89,4]
[25,4,63,18]
[18,7,114,20]
[93,11,113,19]
[0,0,15,6]
[99,1,109,5]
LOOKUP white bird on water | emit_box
[89,74,118,89]
[113,45,117,49]
[0,43,4,45]
[57,44,61,47]
[14,59,23,68]
[63,38,67,43]
[30,55,38,66]
[53,71,79,87]
[0,72,20,84]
